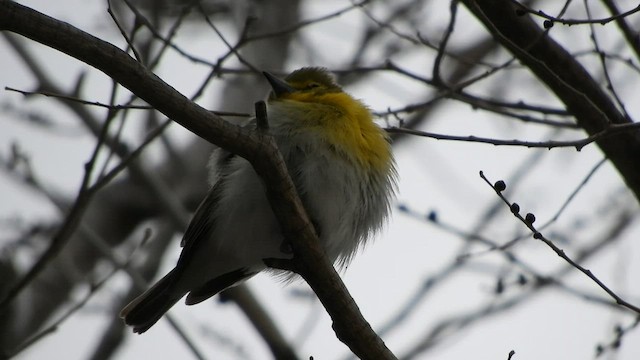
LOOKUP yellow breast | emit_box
[277,91,392,173]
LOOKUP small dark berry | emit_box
[510,203,520,214]
[494,180,506,192]
[525,213,536,224]
[518,274,527,285]
[614,324,623,334]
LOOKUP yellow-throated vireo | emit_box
[120,67,397,333]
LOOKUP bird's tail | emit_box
[120,269,183,334]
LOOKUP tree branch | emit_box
[461,0,640,204]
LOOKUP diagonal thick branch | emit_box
[0,1,395,358]
[461,0,640,204]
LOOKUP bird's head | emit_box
[262,67,393,172]
[263,67,343,101]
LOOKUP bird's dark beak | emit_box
[263,71,295,96]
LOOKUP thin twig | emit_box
[0,95,116,309]
[5,87,250,117]
[245,0,369,42]
[92,120,172,192]
[107,0,143,62]
[479,171,640,315]
[510,1,640,26]
[432,0,459,85]
[583,0,632,121]
[385,121,640,150]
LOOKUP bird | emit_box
[120,67,396,333]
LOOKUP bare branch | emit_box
[479,171,640,315]
[386,121,640,150]
[462,0,640,203]
[510,1,640,26]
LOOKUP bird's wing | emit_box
[179,181,222,250]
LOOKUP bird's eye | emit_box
[306,82,320,89]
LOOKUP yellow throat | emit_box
[264,67,392,172]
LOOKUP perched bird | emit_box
[120,67,396,333]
